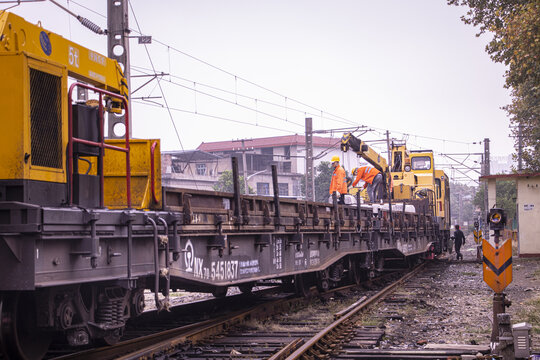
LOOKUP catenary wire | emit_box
[68,1,481,148]
[131,65,363,128]
[133,100,299,134]
[130,66,305,129]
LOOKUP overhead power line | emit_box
[133,100,298,134]
[66,1,483,152]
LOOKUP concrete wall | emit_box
[517,176,540,256]
[487,179,497,210]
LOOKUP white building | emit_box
[481,172,540,257]
[162,134,363,197]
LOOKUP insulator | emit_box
[77,16,105,35]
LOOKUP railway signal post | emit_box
[482,208,513,353]
[473,220,483,261]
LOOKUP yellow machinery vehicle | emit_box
[0,12,163,358]
[0,11,160,209]
[341,133,451,250]
[434,169,451,233]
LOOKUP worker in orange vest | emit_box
[329,155,347,204]
[351,165,383,203]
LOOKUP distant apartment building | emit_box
[490,154,515,175]
[161,150,224,191]
[162,134,361,197]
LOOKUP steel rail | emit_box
[284,264,426,360]
[51,272,414,360]
[52,289,297,360]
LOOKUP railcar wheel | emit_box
[0,292,52,360]
[316,269,330,293]
[131,289,146,317]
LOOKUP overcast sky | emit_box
[6,0,513,182]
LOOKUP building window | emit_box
[278,183,289,196]
[172,164,183,173]
[282,162,291,173]
[284,146,291,159]
[261,147,273,155]
[196,163,207,176]
[257,182,270,195]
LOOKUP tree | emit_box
[314,161,335,202]
[448,0,540,172]
[213,170,254,194]
[473,180,517,227]
[450,182,477,232]
[301,161,341,202]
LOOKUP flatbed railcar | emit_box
[0,12,446,360]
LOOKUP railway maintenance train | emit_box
[0,12,450,359]
[340,133,452,252]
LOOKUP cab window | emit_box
[435,178,442,199]
[411,156,431,170]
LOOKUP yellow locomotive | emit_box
[342,133,451,251]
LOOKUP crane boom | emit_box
[340,132,388,173]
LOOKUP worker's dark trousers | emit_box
[367,173,383,202]
[455,243,463,260]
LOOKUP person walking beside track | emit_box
[329,156,347,204]
[351,165,383,203]
[454,224,465,260]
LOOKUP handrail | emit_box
[150,141,158,204]
[68,83,131,208]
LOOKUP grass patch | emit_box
[356,313,383,327]
[461,271,477,276]
[515,296,540,334]
[532,268,540,280]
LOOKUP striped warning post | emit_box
[473,230,483,244]
[482,238,512,293]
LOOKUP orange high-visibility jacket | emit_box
[329,165,348,194]
[352,165,380,187]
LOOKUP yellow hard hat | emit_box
[351,167,357,175]
[331,155,340,162]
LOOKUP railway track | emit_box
[47,264,428,360]
[291,260,491,360]
[46,286,284,359]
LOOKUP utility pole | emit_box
[107,0,131,138]
[241,139,249,194]
[305,118,314,201]
[386,130,394,241]
[458,192,462,226]
[483,138,490,231]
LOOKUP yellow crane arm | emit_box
[340,132,388,173]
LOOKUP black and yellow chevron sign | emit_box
[473,230,483,244]
[482,238,512,293]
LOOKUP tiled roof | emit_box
[480,172,540,180]
[197,135,341,152]
[163,150,222,161]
